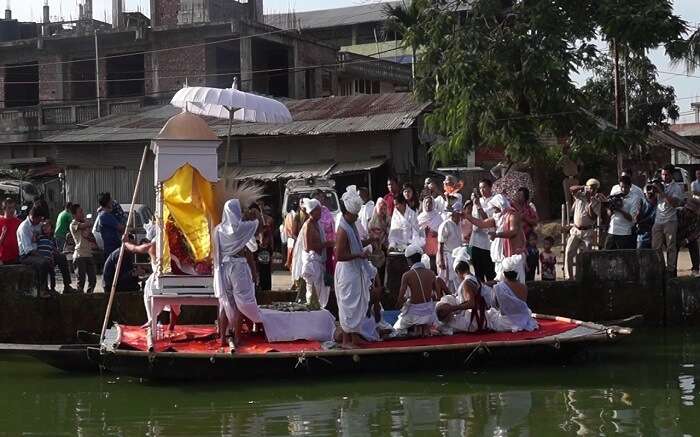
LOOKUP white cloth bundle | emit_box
[341,185,364,214]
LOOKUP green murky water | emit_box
[0,328,699,436]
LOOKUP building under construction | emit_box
[0,0,411,143]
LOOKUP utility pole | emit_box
[94,29,101,118]
[613,39,623,175]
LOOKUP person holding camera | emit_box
[565,179,604,279]
[467,179,496,282]
[652,165,683,276]
[636,184,658,249]
[604,175,640,250]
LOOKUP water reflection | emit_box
[0,328,699,436]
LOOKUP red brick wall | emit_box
[39,56,65,103]
[153,0,180,27]
[151,44,206,95]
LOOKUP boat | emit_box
[0,314,633,380]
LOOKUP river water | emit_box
[0,328,698,436]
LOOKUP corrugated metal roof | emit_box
[671,122,700,138]
[42,93,428,143]
[265,3,400,30]
[331,158,386,174]
[228,162,336,181]
[649,129,700,158]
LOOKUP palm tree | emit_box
[382,0,426,86]
[669,27,700,74]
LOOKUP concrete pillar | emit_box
[112,0,122,29]
[240,36,253,92]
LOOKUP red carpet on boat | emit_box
[117,319,578,354]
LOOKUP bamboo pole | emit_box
[99,145,150,343]
[223,108,233,177]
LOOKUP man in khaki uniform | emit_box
[565,179,603,279]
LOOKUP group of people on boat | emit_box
[146,183,537,350]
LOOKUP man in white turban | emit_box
[295,198,331,310]
[213,199,263,347]
[463,193,526,283]
[437,201,465,293]
[335,186,381,348]
[486,258,538,332]
[393,243,441,336]
[213,199,337,348]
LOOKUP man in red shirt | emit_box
[0,197,21,264]
[384,176,401,217]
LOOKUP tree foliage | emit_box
[401,0,692,165]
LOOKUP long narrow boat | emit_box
[84,314,631,381]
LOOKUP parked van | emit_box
[282,178,340,216]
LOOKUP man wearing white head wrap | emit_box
[393,243,442,336]
[213,199,264,345]
[437,201,465,293]
[356,187,374,241]
[335,191,381,347]
[213,199,336,347]
[486,260,538,332]
[464,193,527,283]
[296,197,330,309]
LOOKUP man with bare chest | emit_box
[299,198,331,309]
[465,194,526,283]
[393,244,443,336]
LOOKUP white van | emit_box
[282,178,340,217]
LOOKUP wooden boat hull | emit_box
[92,315,631,381]
[0,343,98,372]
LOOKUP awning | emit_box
[229,158,387,181]
[330,158,387,175]
[228,162,336,181]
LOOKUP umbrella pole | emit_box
[223,111,233,176]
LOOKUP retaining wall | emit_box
[0,249,697,343]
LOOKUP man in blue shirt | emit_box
[637,184,657,249]
[102,235,141,293]
[96,196,125,257]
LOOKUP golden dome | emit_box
[156,111,220,141]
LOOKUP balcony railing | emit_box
[0,97,160,130]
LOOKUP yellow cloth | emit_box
[161,164,218,270]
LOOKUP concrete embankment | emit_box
[1,249,697,343]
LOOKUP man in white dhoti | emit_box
[213,199,264,347]
[464,194,527,284]
[297,198,331,310]
[437,201,465,293]
[388,195,420,251]
[214,199,336,348]
[335,185,381,348]
[486,257,538,332]
[436,247,490,334]
[141,220,181,331]
[393,244,442,336]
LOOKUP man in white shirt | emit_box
[605,175,640,250]
[17,207,52,296]
[610,169,644,213]
[652,165,683,276]
[467,179,496,282]
[356,187,374,241]
[437,201,465,293]
[388,194,419,250]
[692,169,700,199]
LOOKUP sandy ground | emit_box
[55,248,697,294]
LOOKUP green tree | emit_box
[403,0,690,216]
[382,0,428,84]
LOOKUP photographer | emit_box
[604,175,640,250]
[636,183,658,249]
[652,165,683,276]
[466,179,496,282]
[565,179,604,279]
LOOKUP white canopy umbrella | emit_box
[170,80,293,174]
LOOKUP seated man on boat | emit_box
[393,243,443,337]
[436,247,489,334]
[297,198,331,310]
[335,186,383,348]
[486,257,538,332]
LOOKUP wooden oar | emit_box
[99,145,150,344]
